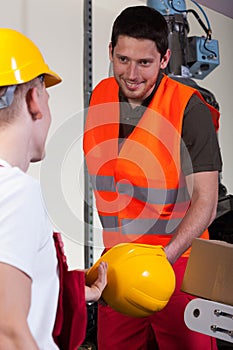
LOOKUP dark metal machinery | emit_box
[147,0,220,79]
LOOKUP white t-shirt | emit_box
[0,160,59,350]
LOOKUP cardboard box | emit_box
[181,238,233,306]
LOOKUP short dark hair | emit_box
[111,6,169,58]
[0,77,43,125]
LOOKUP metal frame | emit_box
[83,0,94,268]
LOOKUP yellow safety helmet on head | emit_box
[0,28,61,88]
[86,243,176,318]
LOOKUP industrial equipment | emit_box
[147,0,220,79]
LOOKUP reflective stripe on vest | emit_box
[99,215,182,235]
[91,174,190,205]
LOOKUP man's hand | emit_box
[85,261,108,302]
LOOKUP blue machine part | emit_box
[147,0,186,15]
[187,36,220,79]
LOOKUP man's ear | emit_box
[109,42,113,62]
[26,87,42,120]
[160,49,171,70]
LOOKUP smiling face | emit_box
[109,35,170,106]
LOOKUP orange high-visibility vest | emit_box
[84,75,219,256]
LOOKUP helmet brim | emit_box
[44,70,62,88]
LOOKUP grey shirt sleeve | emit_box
[181,94,222,175]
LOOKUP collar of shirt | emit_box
[0,159,11,168]
[118,72,164,139]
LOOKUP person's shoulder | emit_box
[166,75,196,90]
[0,165,41,202]
[91,77,119,104]
[12,166,39,189]
[166,75,205,97]
[94,76,117,90]
[185,93,207,111]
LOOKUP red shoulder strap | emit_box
[53,232,87,349]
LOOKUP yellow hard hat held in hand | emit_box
[85,243,175,318]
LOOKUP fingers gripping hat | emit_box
[0,28,61,88]
[86,243,176,318]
